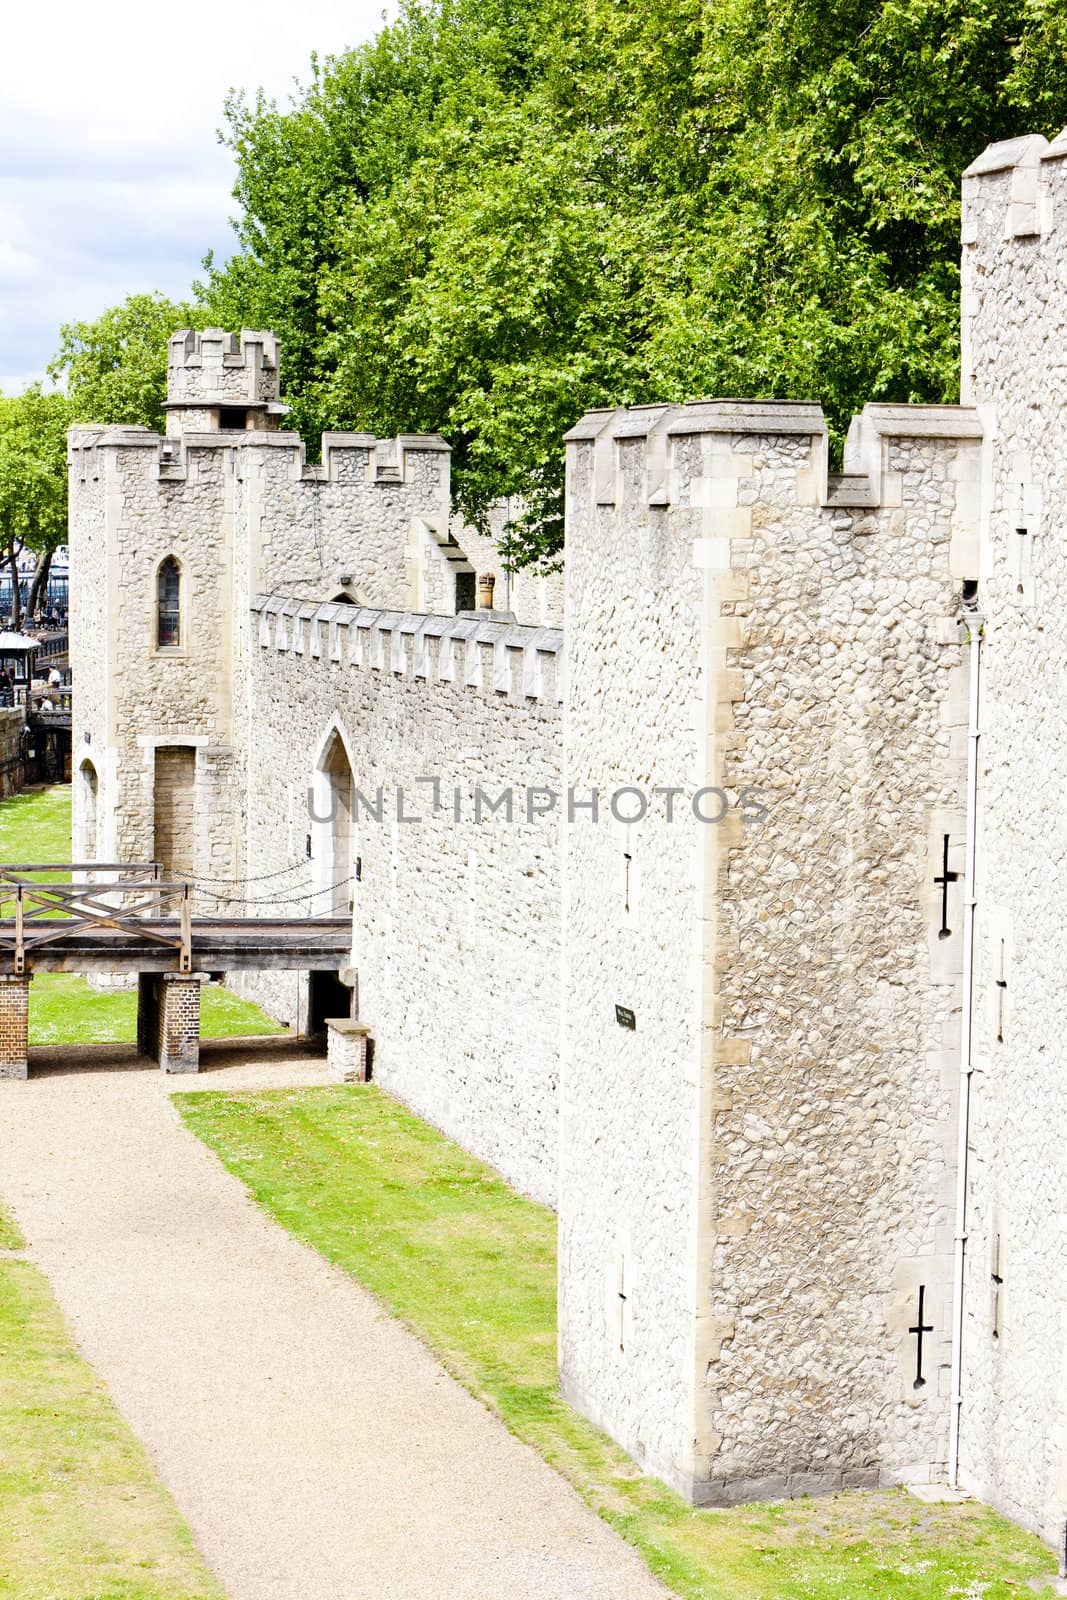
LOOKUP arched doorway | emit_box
[312,728,355,916]
[78,758,98,864]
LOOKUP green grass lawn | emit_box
[178,1085,1061,1600]
[0,784,285,1045]
[0,785,72,865]
[28,973,284,1048]
[0,785,75,917]
[0,1255,224,1600]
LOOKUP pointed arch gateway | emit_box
[78,756,99,863]
[311,722,356,917]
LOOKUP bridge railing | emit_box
[0,862,164,883]
[0,875,192,976]
[0,685,72,716]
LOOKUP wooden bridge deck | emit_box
[0,867,352,977]
[0,916,353,975]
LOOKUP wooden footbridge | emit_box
[0,863,353,1079]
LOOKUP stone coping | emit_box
[253,595,562,656]
[69,424,449,452]
[252,594,563,704]
[565,398,983,446]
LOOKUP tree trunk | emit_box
[7,546,22,631]
[26,548,53,621]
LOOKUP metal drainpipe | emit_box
[948,604,984,1488]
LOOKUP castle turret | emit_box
[68,327,452,892]
[164,328,288,436]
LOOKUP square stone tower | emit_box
[953,128,1067,1545]
[559,397,982,1503]
[164,328,285,435]
[68,329,452,884]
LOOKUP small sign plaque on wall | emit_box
[615,1004,636,1031]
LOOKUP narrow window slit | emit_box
[991,1235,1003,1339]
[617,1259,627,1353]
[156,557,181,648]
[935,835,959,940]
[909,1284,933,1389]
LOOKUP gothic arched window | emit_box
[157,557,181,648]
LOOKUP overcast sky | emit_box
[0,0,388,392]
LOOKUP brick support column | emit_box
[0,974,31,1079]
[137,972,201,1074]
[326,1019,371,1083]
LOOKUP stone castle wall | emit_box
[0,709,24,799]
[560,399,980,1502]
[234,432,452,610]
[66,184,1067,1551]
[232,599,563,1204]
[68,438,111,860]
[954,130,1067,1544]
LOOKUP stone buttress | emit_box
[952,127,1067,1545]
[559,398,982,1502]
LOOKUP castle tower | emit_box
[949,127,1067,1544]
[559,397,981,1502]
[164,328,286,435]
[68,330,452,897]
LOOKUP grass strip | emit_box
[0,1201,23,1251]
[28,972,284,1047]
[0,1258,224,1599]
[178,1084,1060,1600]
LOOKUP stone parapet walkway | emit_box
[0,1046,667,1600]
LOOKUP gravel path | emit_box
[0,1047,667,1600]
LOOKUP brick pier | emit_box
[0,973,30,1079]
[137,973,202,1074]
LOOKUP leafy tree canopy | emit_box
[49,292,209,433]
[0,386,70,559]
[129,2,1067,561]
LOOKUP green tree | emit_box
[49,292,207,433]
[191,0,1067,562]
[0,387,70,627]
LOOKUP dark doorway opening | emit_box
[309,970,352,1034]
[219,407,248,431]
[455,571,476,613]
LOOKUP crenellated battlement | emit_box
[167,327,281,406]
[959,127,1067,411]
[961,129,1067,240]
[67,422,450,489]
[252,595,563,705]
[565,398,983,519]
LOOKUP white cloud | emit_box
[0,0,389,386]
[0,239,37,283]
